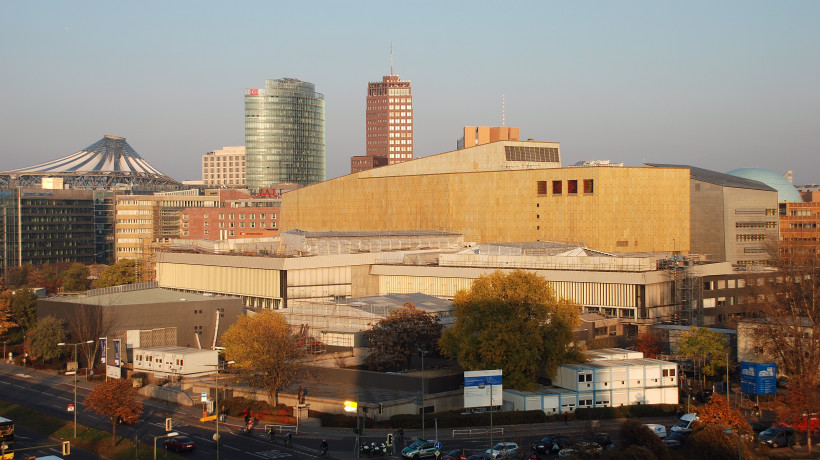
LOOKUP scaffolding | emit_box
[669,256,704,326]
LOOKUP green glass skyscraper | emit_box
[245,78,325,189]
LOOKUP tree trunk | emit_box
[111,418,117,446]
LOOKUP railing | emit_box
[452,427,504,438]
[264,424,299,435]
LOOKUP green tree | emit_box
[7,288,38,335]
[92,259,140,288]
[83,378,143,445]
[60,263,91,292]
[222,310,305,405]
[439,269,582,390]
[365,302,443,371]
[28,315,66,361]
[678,326,728,385]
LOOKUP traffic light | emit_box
[62,441,71,455]
[165,417,173,431]
[386,433,393,446]
[379,403,383,414]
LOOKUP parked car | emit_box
[486,442,518,459]
[402,440,440,459]
[645,423,667,438]
[662,430,690,449]
[782,413,819,432]
[532,435,572,454]
[441,449,470,460]
[466,455,492,460]
[759,426,797,448]
[164,436,196,452]
[558,441,602,458]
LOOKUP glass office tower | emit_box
[245,78,326,190]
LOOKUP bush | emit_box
[222,397,296,424]
[575,404,677,420]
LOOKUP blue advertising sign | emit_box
[113,339,121,367]
[740,362,776,395]
[99,337,107,364]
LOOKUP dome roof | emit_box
[727,168,803,202]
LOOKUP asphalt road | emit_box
[0,362,678,460]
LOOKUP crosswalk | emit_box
[250,449,294,458]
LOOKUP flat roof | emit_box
[562,358,677,370]
[133,346,218,354]
[47,287,238,306]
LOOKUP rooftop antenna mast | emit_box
[502,93,506,127]
[390,42,394,76]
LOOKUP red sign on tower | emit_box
[248,88,259,96]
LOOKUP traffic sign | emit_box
[201,392,208,402]
[435,451,440,458]
[434,441,442,450]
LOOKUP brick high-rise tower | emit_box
[365,74,413,165]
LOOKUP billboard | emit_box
[464,369,503,408]
[740,361,776,395]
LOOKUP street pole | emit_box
[418,348,428,440]
[489,382,494,454]
[58,340,93,439]
[153,432,178,460]
[199,361,233,460]
[726,352,730,404]
[356,390,361,460]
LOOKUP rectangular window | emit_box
[537,181,547,195]
[584,179,594,193]
[552,180,562,195]
[567,180,578,194]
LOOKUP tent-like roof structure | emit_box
[0,135,180,190]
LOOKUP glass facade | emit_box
[245,78,325,190]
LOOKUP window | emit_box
[567,180,578,194]
[584,179,594,193]
[537,181,547,195]
[552,180,562,195]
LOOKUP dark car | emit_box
[759,426,796,448]
[165,436,196,452]
[441,449,470,460]
[465,455,492,460]
[532,435,572,454]
[662,430,690,449]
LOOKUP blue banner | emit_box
[99,337,107,364]
[740,361,776,395]
[113,339,121,367]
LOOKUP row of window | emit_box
[735,221,777,229]
[736,234,767,242]
[537,179,594,195]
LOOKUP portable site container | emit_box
[132,346,218,377]
[503,387,578,415]
[554,358,678,392]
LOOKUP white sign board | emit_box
[464,369,503,408]
[201,392,208,402]
[106,365,121,379]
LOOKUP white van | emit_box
[645,423,667,438]
[671,413,698,433]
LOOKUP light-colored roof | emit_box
[47,287,238,306]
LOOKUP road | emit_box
[0,362,678,460]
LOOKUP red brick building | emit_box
[780,190,820,255]
[180,190,281,240]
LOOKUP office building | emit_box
[202,146,245,188]
[245,79,325,189]
[179,190,281,240]
[457,126,519,150]
[366,74,413,166]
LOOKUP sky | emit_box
[1,1,818,185]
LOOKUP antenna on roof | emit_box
[502,93,506,127]
[390,42,394,76]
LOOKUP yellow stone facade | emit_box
[281,141,690,253]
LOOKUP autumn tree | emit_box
[28,316,66,362]
[83,378,143,445]
[685,424,753,460]
[0,293,17,338]
[365,302,443,371]
[222,310,306,405]
[609,419,670,460]
[439,269,582,391]
[776,377,819,454]
[694,394,751,434]
[92,259,141,288]
[60,263,91,292]
[633,330,666,358]
[678,326,728,386]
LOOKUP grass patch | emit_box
[0,399,187,460]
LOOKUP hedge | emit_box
[574,404,677,420]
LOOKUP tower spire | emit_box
[390,42,394,76]
[502,93,506,127]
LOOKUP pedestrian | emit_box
[220,405,228,422]
[563,412,568,425]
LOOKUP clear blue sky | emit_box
[2,1,818,184]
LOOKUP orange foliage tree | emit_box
[776,377,819,454]
[633,330,665,358]
[694,394,751,435]
[83,378,143,445]
[365,302,443,371]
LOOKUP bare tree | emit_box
[65,303,119,372]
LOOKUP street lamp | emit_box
[153,431,178,460]
[418,348,429,440]
[478,381,494,456]
[58,340,94,438]
[198,361,234,460]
